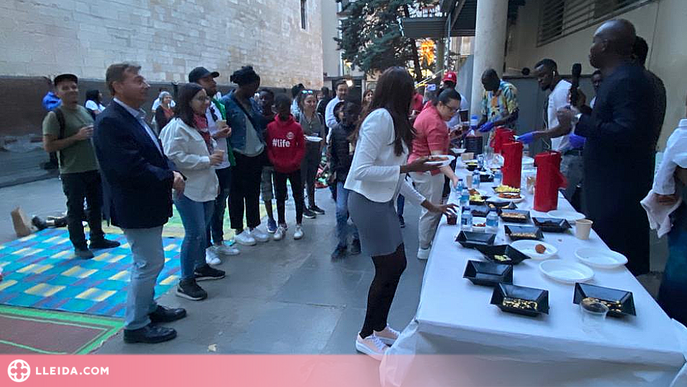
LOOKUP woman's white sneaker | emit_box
[234,230,257,246]
[355,333,389,361]
[250,228,269,243]
[373,325,400,346]
[214,242,240,256]
[205,248,221,266]
[293,225,304,240]
[273,225,285,241]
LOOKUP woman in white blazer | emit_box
[344,67,457,360]
[160,83,226,302]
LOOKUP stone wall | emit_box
[0,0,323,136]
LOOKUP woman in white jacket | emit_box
[160,83,226,301]
[345,67,457,360]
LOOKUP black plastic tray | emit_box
[491,283,549,317]
[499,209,531,224]
[533,217,572,233]
[476,245,530,265]
[573,283,636,317]
[455,231,497,248]
[463,260,513,287]
[504,225,544,241]
[471,205,491,218]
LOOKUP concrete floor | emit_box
[0,177,670,354]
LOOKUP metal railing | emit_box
[537,0,653,46]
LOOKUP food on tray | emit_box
[469,188,481,196]
[586,297,623,314]
[535,244,547,254]
[498,193,521,199]
[493,254,511,262]
[501,212,527,220]
[510,232,538,239]
[494,185,520,193]
[429,155,449,162]
[473,222,486,228]
[502,297,538,311]
[470,195,486,203]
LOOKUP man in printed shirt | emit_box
[477,69,519,133]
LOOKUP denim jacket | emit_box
[221,91,266,152]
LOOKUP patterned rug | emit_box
[0,228,180,318]
[0,305,122,354]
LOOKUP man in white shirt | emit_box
[516,58,584,206]
[325,80,349,141]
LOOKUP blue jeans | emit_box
[336,182,359,247]
[174,194,214,280]
[397,194,405,218]
[658,203,687,326]
[207,167,232,246]
[122,226,165,330]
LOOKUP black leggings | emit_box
[229,151,264,231]
[360,243,407,338]
[274,169,305,225]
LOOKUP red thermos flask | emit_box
[533,151,568,212]
[501,142,523,188]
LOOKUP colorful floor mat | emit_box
[0,228,180,318]
[0,305,122,354]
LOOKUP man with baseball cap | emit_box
[42,73,120,259]
[188,67,240,264]
[440,71,470,129]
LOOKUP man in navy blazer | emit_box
[94,63,187,344]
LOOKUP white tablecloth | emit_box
[381,166,687,387]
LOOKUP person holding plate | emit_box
[296,89,326,217]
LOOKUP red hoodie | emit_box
[266,114,306,173]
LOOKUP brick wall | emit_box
[0,0,323,135]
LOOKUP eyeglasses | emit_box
[301,90,314,94]
[194,96,212,102]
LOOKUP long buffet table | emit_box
[380,163,687,387]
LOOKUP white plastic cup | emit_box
[576,219,593,240]
[466,174,473,189]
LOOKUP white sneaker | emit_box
[417,246,431,260]
[214,242,240,256]
[250,228,269,243]
[293,225,304,240]
[373,325,400,346]
[355,333,388,361]
[205,248,221,266]
[273,225,285,241]
[235,230,257,246]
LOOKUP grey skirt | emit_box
[348,190,403,256]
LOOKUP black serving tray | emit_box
[466,163,478,171]
[463,260,513,287]
[499,209,531,224]
[573,283,636,317]
[475,245,530,265]
[479,172,494,182]
[533,217,572,233]
[471,205,491,218]
[504,225,544,241]
[455,231,497,248]
[486,200,518,210]
[491,283,549,317]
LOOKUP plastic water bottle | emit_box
[472,170,481,189]
[461,208,473,231]
[486,210,499,233]
[494,169,503,186]
[460,189,469,206]
[455,178,464,193]
[477,154,485,169]
[470,115,479,132]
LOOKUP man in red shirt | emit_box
[409,88,462,260]
[266,94,307,241]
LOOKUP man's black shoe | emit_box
[310,205,326,215]
[176,279,208,301]
[331,245,347,260]
[194,264,225,281]
[123,324,177,344]
[350,239,361,255]
[303,208,317,219]
[90,238,121,249]
[149,305,187,323]
[75,247,95,259]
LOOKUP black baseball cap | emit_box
[53,73,78,87]
[188,67,219,83]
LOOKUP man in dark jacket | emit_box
[558,19,655,276]
[329,98,361,259]
[94,63,187,344]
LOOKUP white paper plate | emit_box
[451,148,466,154]
[426,154,455,167]
[522,156,535,166]
[547,210,585,223]
[491,195,525,203]
[511,240,557,260]
[305,136,323,142]
[539,260,594,284]
[575,248,628,269]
